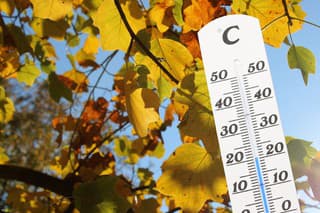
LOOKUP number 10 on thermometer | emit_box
[198,15,301,213]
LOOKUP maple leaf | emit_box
[232,0,306,47]
[30,0,73,21]
[92,0,146,51]
[157,143,227,213]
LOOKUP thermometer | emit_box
[198,15,300,213]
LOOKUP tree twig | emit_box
[113,0,179,84]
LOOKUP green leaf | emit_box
[173,0,184,26]
[286,137,317,178]
[17,63,41,86]
[48,72,73,102]
[73,176,131,213]
[287,46,316,85]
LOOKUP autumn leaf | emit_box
[150,38,193,83]
[83,35,100,55]
[48,72,73,102]
[17,62,41,86]
[183,0,227,32]
[232,0,306,47]
[0,86,15,124]
[287,46,316,85]
[134,198,161,213]
[31,18,69,40]
[30,0,73,21]
[307,152,320,201]
[73,175,132,213]
[286,137,317,179]
[0,46,20,79]
[148,0,175,33]
[126,88,161,137]
[157,143,227,213]
[0,0,15,15]
[180,31,201,59]
[0,147,9,164]
[174,71,218,154]
[92,0,146,51]
[62,69,89,93]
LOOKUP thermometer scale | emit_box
[198,15,300,213]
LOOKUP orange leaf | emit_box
[180,31,201,58]
[82,97,108,123]
[183,0,227,32]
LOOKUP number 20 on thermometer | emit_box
[198,15,301,213]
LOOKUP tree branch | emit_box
[0,164,73,197]
[113,0,179,84]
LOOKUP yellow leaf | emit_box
[30,0,73,21]
[0,0,15,15]
[0,97,15,124]
[0,147,9,164]
[150,38,193,83]
[157,143,227,213]
[31,18,69,40]
[0,46,20,79]
[126,88,161,137]
[92,0,146,51]
[232,0,306,47]
[83,35,100,55]
[174,71,218,155]
[148,0,174,33]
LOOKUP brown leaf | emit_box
[164,102,175,126]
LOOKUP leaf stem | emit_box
[282,0,292,25]
[113,0,179,84]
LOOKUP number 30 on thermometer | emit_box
[198,15,301,213]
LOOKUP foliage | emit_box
[0,0,319,212]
